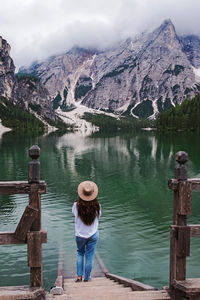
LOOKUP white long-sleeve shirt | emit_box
[72,202,101,238]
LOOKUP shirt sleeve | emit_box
[99,204,102,217]
[72,202,77,216]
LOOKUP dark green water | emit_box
[0,130,200,290]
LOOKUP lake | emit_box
[0,130,200,290]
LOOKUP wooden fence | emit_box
[169,151,200,299]
[0,145,47,287]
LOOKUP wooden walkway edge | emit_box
[0,286,45,300]
[47,277,171,300]
[46,252,171,300]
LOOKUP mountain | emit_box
[0,37,15,98]
[0,36,55,123]
[18,19,200,119]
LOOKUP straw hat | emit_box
[78,181,98,201]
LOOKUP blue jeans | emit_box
[76,231,99,280]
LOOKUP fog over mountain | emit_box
[20,19,200,120]
[1,0,200,69]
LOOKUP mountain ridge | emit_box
[13,19,200,119]
[0,36,56,127]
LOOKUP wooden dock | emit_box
[2,148,200,299]
[47,277,171,300]
[46,253,171,300]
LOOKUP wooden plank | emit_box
[27,231,42,267]
[28,185,42,287]
[178,181,192,215]
[0,285,45,299]
[29,193,41,231]
[40,230,47,244]
[176,256,186,281]
[0,232,25,245]
[172,189,187,283]
[0,181,46,195]
[0,230,47,245]
[188,178,200,190]
[105,273,157,291]
[170,226,177,287]
[189,225,200,237]
[170,226,187,282]
[30,267,43,288]
[28,231,43,287]
[14,205,38,241]
[169,178,200,191]
[171,225,200,238]
[173,190,179,225]
[174,278,200,293]
[177,226,190,257]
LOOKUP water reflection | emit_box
[0,130,200,289]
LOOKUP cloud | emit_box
[0,0,200,69]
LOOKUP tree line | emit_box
[156,93,200,131]
[0,97,44,133]
[83,112,154,132]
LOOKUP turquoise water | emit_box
[0,130,200,290]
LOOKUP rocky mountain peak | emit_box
[17,20,200,120]
[0,36,55,122]
[180,35,200,68]
[0,36,15,98]
[151,19,178,49]
[0,36,11,56]
[158,19,175,32]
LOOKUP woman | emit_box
[72,180,101,282]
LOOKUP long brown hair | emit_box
[77,198,100,226]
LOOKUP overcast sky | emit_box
[0,0,200,70]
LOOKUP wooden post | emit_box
[28,145,40,183]
[14,205,38,241]
[28,145,43,287]
[170,151,191,289]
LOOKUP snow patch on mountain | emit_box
[192,67,200,80]
[149,100,159,119]
[55,101,119,133]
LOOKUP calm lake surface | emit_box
[0,130,200,290]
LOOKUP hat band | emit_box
[83,186,94,196]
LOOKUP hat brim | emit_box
[78,181,98,201]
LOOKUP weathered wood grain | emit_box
[189,225,200,237]
[0,285,45,299]
[14,205,38,241]
[0,232,25,245]
[63,277,170,300]
[178,181,192,215]
[171,225,200,238]
[174,278,200,293]
[0,181,46,195]
[29,193,41,231]
[169,178,200,191]
[170,226,177,287]
[27,231,42,268]
[188,178,200,191]
[177,226,190,257]
[30,267,43,288]
[105,273,157,291]
[0,231,47,245]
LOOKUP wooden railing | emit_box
[0,145,47,287]
[169,151,200,297]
